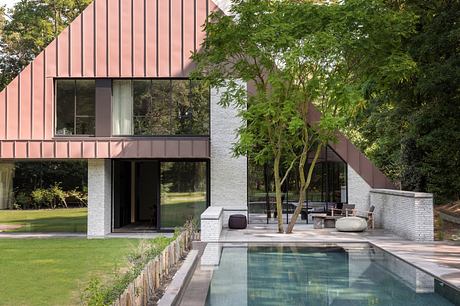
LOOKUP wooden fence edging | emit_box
[112,230,194,306]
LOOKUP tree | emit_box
[193,0,416,233]
[0,0,92,90]
[347,0,460,203]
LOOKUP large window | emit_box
[55,80,95,136]
[112,79,210,136]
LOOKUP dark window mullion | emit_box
[74,80,77,135]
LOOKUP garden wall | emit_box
[370,189,434,241]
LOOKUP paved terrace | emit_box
[219,224,460,290]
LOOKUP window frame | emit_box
[54,78,96,137]
[111,78,211,137]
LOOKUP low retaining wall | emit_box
[112,230,193,306]
[201,207,223,242]
[370,189,434,241]
[201,206,248,242]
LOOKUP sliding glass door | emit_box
[112,160,208,232]
[160,162,208,228]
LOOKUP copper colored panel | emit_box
[44,78,54,139]
[69,141,83,158]
[19,66,32,139]
[6,78,19,140]
[133,0,145,77]
[82,2,95,76]
[196,0,207,52]
[1,142,14,158]
[95,0,108,77]
[165,140,180,157]
[56,141,69,158]
[0,90,5,140]
[15,142,27,158]
[120,0,133,76]
[179,140,193,157]
[182,0,195,75]
[373,170,388,189]
[346,141,360,173]
[108,0,120,76]
[42,142,55,158]
[158,0,170,76]
[138,140,152,157]
[145,0,157,76]
[95,79,112,137]
[193,139,208,157]
[83,142,96,158]
[96,141,110,158]
[152,140,166,157]
[122,140,138,157]
[32,53,45,140]
[359,153,373,185]
[45,40,57,77]
[171,0,182,77]
[331,133,348,161]
[57,28,70,77]
[110,141,123,157]
[28,142,42,158]
[70,16,83,76]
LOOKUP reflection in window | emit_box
[56,80,95,135]
[248,146,348,223]
[112,79,209,136]
[160,162,208,228]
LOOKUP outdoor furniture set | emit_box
[311,204,375,232]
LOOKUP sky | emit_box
[0,0,19,9]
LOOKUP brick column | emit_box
[87,159,112,238]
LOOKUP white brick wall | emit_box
[210,86,247,210]
[370,189,434,241]
[347,164,372,212]
[201,206,223,242]
[87,159,112,238]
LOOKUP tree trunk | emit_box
[286,144,322,234]
[273,154,284,233]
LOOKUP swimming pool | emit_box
[195,243,460,306]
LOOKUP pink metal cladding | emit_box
[0,138,210,160]
[133,0,145,77]
[308,104,395,189]
[0,0,214,160]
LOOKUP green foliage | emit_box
[25,183,87,209]
[192,0,416,232]
[0,0,91,89]
[347,0,460,203]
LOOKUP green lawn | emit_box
[0,208,87,232]
[0,238,140,306]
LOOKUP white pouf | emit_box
[335,217,367,232]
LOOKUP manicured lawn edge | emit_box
[83,223,197,306]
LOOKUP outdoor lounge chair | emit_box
[354,205,375,229]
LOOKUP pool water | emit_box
[203,244,460,306]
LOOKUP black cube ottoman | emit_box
[228,214,247,229]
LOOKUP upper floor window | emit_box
[55,80,95,136]
[112,79,210,136]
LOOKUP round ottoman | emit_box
[335,217,367,232]
[228,214,247,229]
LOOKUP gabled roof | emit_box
[0,0,216,159]
[308,104,395,189]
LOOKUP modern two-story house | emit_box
[0,0,400,238]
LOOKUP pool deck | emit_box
[218,224,460,290]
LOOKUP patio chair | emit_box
[354,205,375,229]
[330,204,356,217]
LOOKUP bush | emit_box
[28,183,87,209]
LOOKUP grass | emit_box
[0,208,87,232]
[0,238,140,306]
